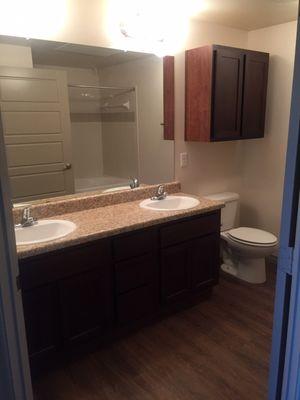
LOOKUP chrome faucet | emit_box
[151,184,167,201]
[130,178,140,189]
[16,207,37,228]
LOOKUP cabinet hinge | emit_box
[278,247,294,275]
[16,275,21,291]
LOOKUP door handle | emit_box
[63,163,72,170]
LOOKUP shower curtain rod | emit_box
[68,84,135,91]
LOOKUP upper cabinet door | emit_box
[242,51,269,139]
[185,46,214,142]
[212,47,244,141]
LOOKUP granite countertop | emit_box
[17,193,223,260]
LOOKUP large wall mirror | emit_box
[0,35,175,204]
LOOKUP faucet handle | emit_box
[151,184,168,201]
[20,206,37,227]
[130,178,140,189]
[22,206,31,219]
[157,184,165,196]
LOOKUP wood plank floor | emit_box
[33,263,276,400]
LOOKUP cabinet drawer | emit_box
[20,239,110,290]
[160,212,220,248]
[115,254,156,294]
[116,285,157,325]
[113,229,157,261]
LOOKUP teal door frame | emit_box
[268,6,300,399]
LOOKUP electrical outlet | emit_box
[180,152,188,168]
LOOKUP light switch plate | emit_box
[180,152,188,168]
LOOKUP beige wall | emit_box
[238,21,297,236]
[0,43,32,67]
[101,120,138,180]
[0,0,112,49]
[0,7,297,236]
[175,20,248,196]
[65,66,104,181]
[100,56,174,184]
[98,65,138,181]
[174,20,297,238]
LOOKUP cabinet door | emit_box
[115,253,159,325]
[115,253,157,294]
[191,234,220,291]
[161,242,191,304]
[59,268,112,345]
[117,285,157,326]
[212,47,244,140]
[242,52,269,139]
[22,284,59,358]
[185,46,213,142]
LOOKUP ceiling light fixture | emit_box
[106,0,207,56]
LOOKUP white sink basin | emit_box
[15,220,76,246]
[140,195,200,211]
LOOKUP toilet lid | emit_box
[228,227,278,246]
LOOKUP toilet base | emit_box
[221,263,237,277]
[221,257,266,284]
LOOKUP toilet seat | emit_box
[227,227,278,247]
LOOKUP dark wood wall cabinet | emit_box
[163,56,175,140]
[185,45,269,142]
[19,211,220,372]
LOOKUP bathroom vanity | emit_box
[17,193,221,373]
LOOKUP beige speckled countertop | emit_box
[17,193,223,260]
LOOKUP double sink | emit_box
[15,195,199,246]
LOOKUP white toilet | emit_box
[204,192,278,284]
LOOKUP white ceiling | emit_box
[193,0,298,31]
[0,0,298,69]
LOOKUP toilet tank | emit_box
[204,192,239,232]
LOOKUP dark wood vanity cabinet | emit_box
[161,234,219,304]
[59,268,112,346]
[19,211,220,370]
[161,241,191,304]
[190,234,220,290]
[22,284,60,359]
[160,214,220,304]
[20,240,113,360]
[185,45,269,142]
[113,229,159,325]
